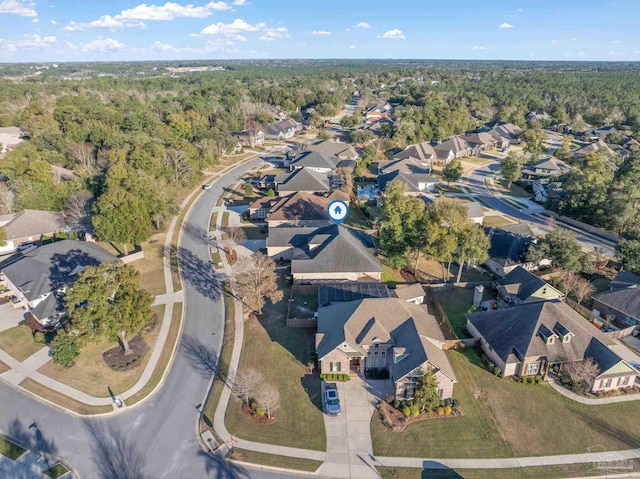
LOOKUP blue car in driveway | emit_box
[325,388,341,416]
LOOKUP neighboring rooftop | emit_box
[267,190,348,223]
[497,266,554,302]
[394,141,437,162]
[593,285,640,321]
[305,139,358,159]
[290,150,342,170]
[486,227,535,269]
[392,283,425,302]
[610,270,640,290]
[377,157,439,193]
[0,209,66,240]
[275,168,331,193]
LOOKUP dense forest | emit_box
[2,59,640,252]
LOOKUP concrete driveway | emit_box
[319,377,394,479]
[0,302,27,333]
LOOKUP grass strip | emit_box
[125,302,183,407]
[0,436,26,460]
[229,448,322,473]
[221,212,230,228]
[0,360,10,374]
[376,463,595,479]
[42,463,70,479]
[19,378,113,415]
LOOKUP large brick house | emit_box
[316,297,456,399]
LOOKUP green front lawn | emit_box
[229,448,322,472]
[377,464,595,479]
[225,274,326,451]
[372,349,640,459]
[0,325,45,362]
[494,179,532,198]
[242,225,267,240]
[433,289,476,339]
[42,463,70,479]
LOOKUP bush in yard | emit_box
[444,405,452,415]
[410,405,419,417]
[403,406,411,417]
[393,399,400,409]
[451,399,460,410]
[255,408,265,417]
[33,331,46,344]
[493,366,501,376]
[250,400,259,412]
[320,373,326,380]
[436,407,445,416]
[50,333,79,366]
[344,374,351,381]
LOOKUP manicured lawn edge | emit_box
[0,436,26,460]
[0,326,46,362]
[376,463,595,479]
[229,448,322,473]
[201,282,235,443]
[125,302,184,407]
[18,378,113,415]
[0,360,10,374]
[42,463,69,479]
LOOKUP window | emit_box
[603,378,612,388]
[526,362,539,375]
[330,362,341,372]
[622,376,630,386]
[438,388,444,399]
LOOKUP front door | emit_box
[350,358,361,375]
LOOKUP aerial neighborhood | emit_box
[1,53,640,479]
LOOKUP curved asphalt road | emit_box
[0,158,299,479]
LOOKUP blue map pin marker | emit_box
[328,200,349,225]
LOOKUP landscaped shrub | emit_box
[343,374,351,381]
[250,400,259,412]
[493,366,501,376]
[33,331,46,344]
[436,407,445,416]
[256,408,265,417]
[50,333,79,366]
[451,399,460,410]
[320,373,326,380]
[444,405,452,415]
[400,400,407,410]
[393,399,401,409]
[410,405,419,417]
[402,406,411,417]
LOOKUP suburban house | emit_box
[463,132,498,152]
[318,282,391,308]
[234,129,265,148]
[0,209,67,255]
[622,137,640,152]
[592,274,640,331]
[484,224,539,277]
[583,126,617,141]
[289,150,343,173]
[366,118,395,134]
[365,101,394,123]
[316,297,457,399]
[483,121,522,147]
[273,168,333,195]
[266,224,382,283]
[304,139,359,161]
[525,110,551,123]
[434,136,473,161]
[265,190,349,227]
[377,157,439,195]
[495,266,563,304]
[392,283,425,304]
[0,240,118,326]
[572,139,615,160]
[393,141,437,167]
[0,126,24,155]
[461,201,484,225]
[466,299,639,392]
[521,156,570,180]
[247,197,275,220]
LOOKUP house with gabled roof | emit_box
[434,136,474,161]
[592,280,640,331]
[234,129,265,148]
[316,297,456,399]
[572,139,615,160]
[495,266,563,304]
[273,168,332,195]
[0,209,67,255]
[364,101,394,123]
[265,190,349,227]
[521,156,570,180]
[484,121,522,147]
[466,300,638,392]
[0,240,118,326]
[377,157,439,195]
[304,139,359,161]
[393,141,437,166]
[463,132,498,152]
[289,150,343,173]
[484,225,539,277]
[525,110,551,123]
[267,225,382,283]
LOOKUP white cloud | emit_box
[355,21,371,29]
[570,37,577,41]
[611,40,621,44]
[50,19,57,25]
[0,0,37,17]
[472,45,486,50]
[63,1,231,31]
[152,40,201,53]
[232,0,248,4]
[382,29,405,40]
[349,45,356,49]
[517,8,523,12]
[201,18,264,35]
[499,22,514,29]
[608,50,626,56]
[82,37,125,52]
[310,30,331,35]
[345,28,350,32]
[260,27,289,41]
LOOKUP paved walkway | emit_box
[548,380,640,405]
[0,303,26,333]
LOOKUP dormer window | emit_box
[553,322,574,344]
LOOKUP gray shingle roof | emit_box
[466,300,619,371]
[267,191,348,222]
[486,229,535,269]
[0,209,66,240]
[394,142,437,162]
[305,139,358,159]
[317,298,455,382]
[291,225,383,275]
[592,285,640,321]
[377,157,438,193]
[392,283,425,302]
[276,168,331,193]
[498,266,550,301]
[0,240,118,301]
[610,270,640,289]
[290,150,341,170]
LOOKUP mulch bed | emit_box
[376,401,464,432]
[241,403,276,425]
[102,336,148,371]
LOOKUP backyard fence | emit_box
[285,284,318,328]
[286,318,317,328]
[443,338,478,350]
[425,290,458,341]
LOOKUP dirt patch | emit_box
[241,402,277,425]
[102,336,148,371]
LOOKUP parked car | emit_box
[325,388,341,416]
[202,183,213,190]
[15,242,35,251]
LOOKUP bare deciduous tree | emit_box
[0,183,15,214]
[257,383,280,419]
[559,270,580,296]
[162,149,193,184]
[64,190,94,232]
[225,227,247,246]
[232,368,264,406]
[574,276,595,305]
[235,253,283,314]
[69,142,97,176]
[563,358,600,391]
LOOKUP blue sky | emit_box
[0,0,639,62]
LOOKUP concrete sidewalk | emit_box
[548,380,640,405]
